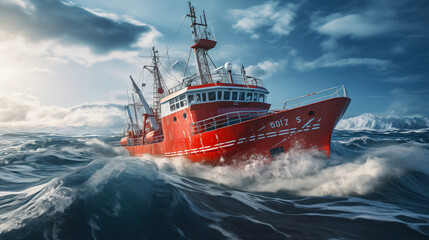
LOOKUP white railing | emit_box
[127,135,164,146]
[282,85,348,110]
[168,73,265,94]
[210,73,264,87]
[191,110,271,135]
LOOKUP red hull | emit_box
[123,97,350,165]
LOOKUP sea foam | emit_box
[143,142,429,197]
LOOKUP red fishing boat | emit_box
[120,2,351,165]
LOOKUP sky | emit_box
[1,0,428,129]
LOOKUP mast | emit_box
[144,47,168,122]
[187,2,217,85]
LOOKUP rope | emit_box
[159,61,181,83]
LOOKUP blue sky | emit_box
[1,0,428,119]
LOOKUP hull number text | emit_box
[270,116,303,128]
[270,119,288,128]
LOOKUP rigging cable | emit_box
[161,15,187,69]
[206,53,217,69]
[159,61,181,83]
[167,15,187,52]
[183,48,193,81]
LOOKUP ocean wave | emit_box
[336,113,429,131]
[144,143,429,197]
[0,158,236,239]
[0,158,142,234]
[1,133,429,239]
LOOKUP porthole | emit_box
[173,116,177,122]
[183,113,187,119]
[308,110,315,116]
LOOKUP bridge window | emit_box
[188,95,195,104]
[208,91,216,101]
[175,97,180,109]
[169,99,176,111]
[180,95,188,107]
[246,92,252,101]
[180,95,187,107]
[169,94,188,112]
[259,94,265,102]
[223,91,230,100]
[239,92,245,101]
[184,90,264,105]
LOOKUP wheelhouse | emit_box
[160,85,269,118]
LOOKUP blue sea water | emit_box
[0,115,429,239]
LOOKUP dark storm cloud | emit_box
[0,0,152,53]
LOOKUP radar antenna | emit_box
[187,2,217,85]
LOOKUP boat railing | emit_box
[210,73,265,88]
[127,135,164,146]
[168,72,264,94]
[168,74,199,93]
[281,85,348,110]
[191,110,271,135]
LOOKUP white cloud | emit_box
[0,0,32,9]
[0,92,125,131]
[0,30,51,56]
[51,45,138,67]
[311,3,405,52]
[0,26,160,68]
[320,37,339,51]
[294,53,390,71]
[83,7,123,21]
[311,0,416,42]
[0,32,53,83]
[314,13,394,38]
[245,59,286,78]
[230,1,297,39]
[385,75,425,84]
[24,67,51,73]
